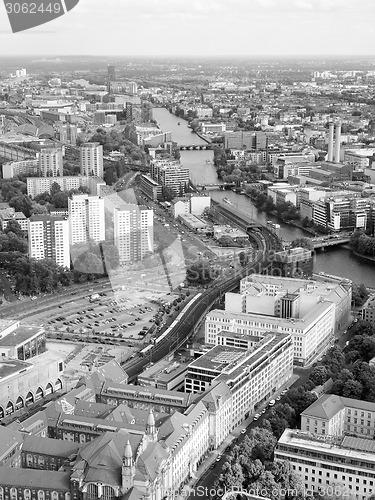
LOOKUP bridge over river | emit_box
[311,236,351,250]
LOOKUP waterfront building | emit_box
[80,142,103,178]
[140,175,163,201]
[151,158,189,197]
[68,194,105,245]
[28,215,70,268]
[268,247,314,279]
[362,295,375,324]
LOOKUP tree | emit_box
[4,220,23,238]
[9,194,33,217]
[342,379,363,399]
[309,365,330,386]
[50,182,61,197]
[186,260,217,285]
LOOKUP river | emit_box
[153,107,375,287]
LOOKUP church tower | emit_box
[146,408,157,441]
[121,440,135,493]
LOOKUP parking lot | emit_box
[32,284,184,348]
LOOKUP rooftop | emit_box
[0,359,32,380]
[0,325,43,347]
[0,467,70,490]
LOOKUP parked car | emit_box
[253,413,261,421]
[240,428,246,434]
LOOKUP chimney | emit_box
[327,121,334,162]
[334,121,341,164]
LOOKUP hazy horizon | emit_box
[1,0,375,57]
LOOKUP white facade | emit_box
[2,159,39,179]
[80,143,104,178]
[275,429,375,499]
[114,205,153,264]
[68,194,105,245]
[186,334,294,429]
[205,303,335,367]
[28,216,70,268]
[39,148,63,177]
[27,176,106,198]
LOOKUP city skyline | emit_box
[0,0,375,56]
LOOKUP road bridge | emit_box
[311,237,350,250]
[179,144,212,150]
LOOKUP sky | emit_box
[1,0,375,57]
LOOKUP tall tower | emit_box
[107,65,115,93]
[28,215,70,268]
[68,194,105,245]
[327,121,334,162]
[334,120,342,164]
[80,142,103,178]
[114,204,153,265]
[121,440,135,494]
[39,148,63,176]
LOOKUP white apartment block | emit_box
[275,429,375,499]
[68,194,105,245]
[27,176,106,198]
[114,204,153,264]
[2,159,39,179]
[28,215,70,268]
[186,334,294,429]
[80,142,104,178]
[39,148,63,177]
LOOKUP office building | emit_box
[80,142,103,178]
[28,215,70,268]
[68,194,105,245]
[275,428,375,498]
[301,394,375,438]
[206,275,351,366]
[275,394,375,498]
[185,333,293,429]
[268,247,314,278]
[151,158,189,197]
[113,204,153,264]
[39,148,64,177]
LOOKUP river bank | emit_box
[352,249,375,265]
